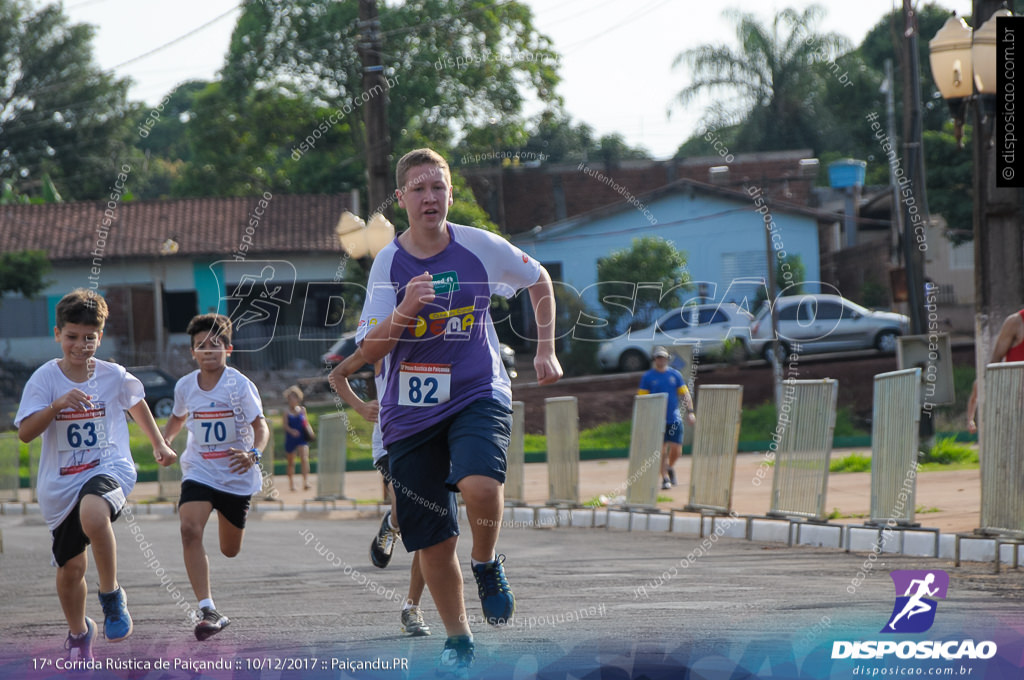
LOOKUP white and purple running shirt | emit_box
[356,223,541,446]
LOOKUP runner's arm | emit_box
[361,272,435,363]
[527,267,563,386]
[128,399,177,466]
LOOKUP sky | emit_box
[59,0,974,160]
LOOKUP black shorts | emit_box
[51,475,123,568]
[178,480,252,530]
[374,454,390,477]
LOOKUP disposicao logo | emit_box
[831,569,997,661]
[882,569,948,634]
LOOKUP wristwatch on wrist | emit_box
[248,448,262,464]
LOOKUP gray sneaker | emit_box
[401,606,431,636]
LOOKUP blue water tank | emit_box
[828,159,867,189]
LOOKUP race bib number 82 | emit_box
[398,362,451,407]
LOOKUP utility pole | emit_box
[900,0,929,336]
[973,1,1024,424]
[358,0,393,220]
[884,59,903,266]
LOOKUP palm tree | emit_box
[672,5,850,153]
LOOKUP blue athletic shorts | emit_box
[665,419,683,444]
[386,398,512,552]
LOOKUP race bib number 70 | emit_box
[397,362,451,407]
[192,410,237,445]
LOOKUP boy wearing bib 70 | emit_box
[162,313,269,642]
[357,148,562,676]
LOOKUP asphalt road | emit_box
[1,511,1022,679]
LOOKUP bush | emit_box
[921,435,977,465]
[830,453,872,473]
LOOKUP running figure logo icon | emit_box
[210,260,297,351]
[882,570,949,634]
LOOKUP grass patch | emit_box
[921,436,977,465]
[827,508,868,520]
[525,420,632,454]
[917,436,978,472]
[738,402,868,442]
[829,453,872,473]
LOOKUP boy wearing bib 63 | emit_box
[162,313,269,642]
[357,148,562,675]
[15,289,177,662]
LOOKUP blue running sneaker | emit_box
[64,617,96,662]
[98,587,133,641]
[471,554,515,626]
[435,635,474,678]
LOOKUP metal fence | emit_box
[686,385,744,515]
[545,397,579,506]
[769,379,839,521]
[155,428,188,501]
[257,417,279,499]
[225,326,340,373]
[623,393,666,509]
[315,412,348,500]
[506,402,526,505]
[0,432,20,502]
[870,368,921,526]
[979,361,1024,537]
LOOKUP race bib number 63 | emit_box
[398,362,451,407]
[56,407,106,453]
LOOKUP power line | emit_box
[560,0,675,55]
[110,5,242,70]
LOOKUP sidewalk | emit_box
[4,450,979,534]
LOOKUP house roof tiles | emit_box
[0,194,352,262]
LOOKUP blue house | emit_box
[511,178,822,327]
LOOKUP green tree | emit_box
[221,0,560,152]
[0,1,134,200]
[672,5,849,153]
[172,82,363,197]
[0,251,51,301]
[858,3,955,136]
[137,80,209,163]
[460,110,651,166]
[596,237,689,333]
[924,123,973,243]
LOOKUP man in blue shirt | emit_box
[638,347,696,489]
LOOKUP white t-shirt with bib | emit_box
[15,359,142,530]
[173,366,264,496]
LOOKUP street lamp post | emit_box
[929,2,1024,430]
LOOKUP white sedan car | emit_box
[597,303,756,372]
